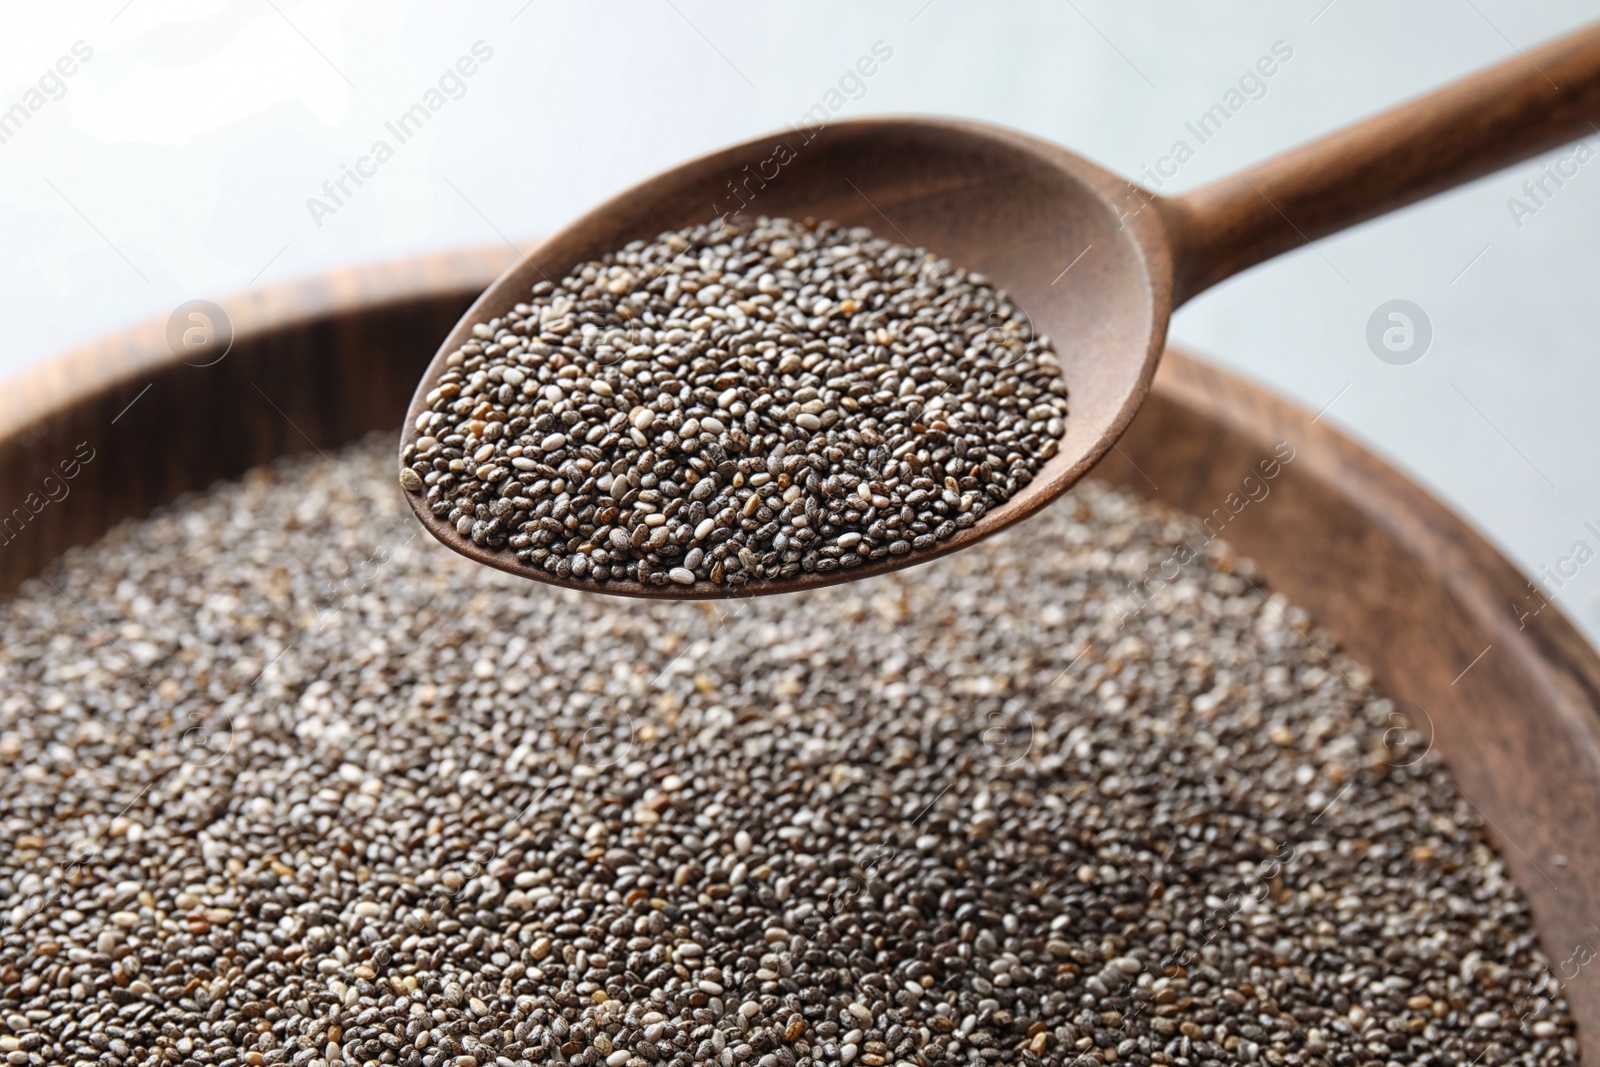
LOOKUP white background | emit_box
[4,1,1599,641]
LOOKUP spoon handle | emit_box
[1162,20,1600,304]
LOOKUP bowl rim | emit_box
[1,246,1595,1046]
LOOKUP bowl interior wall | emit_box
[2,250,1595,1046]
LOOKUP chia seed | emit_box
[0,436,1576,1067]
[402,215,1070,589]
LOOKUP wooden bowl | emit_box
[3,250,1597,1043]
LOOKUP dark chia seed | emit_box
[0,437,1577,1067]
[402,215,1070,589]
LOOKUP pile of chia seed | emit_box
[401,216,1069,588]
[0,437,1576,1067]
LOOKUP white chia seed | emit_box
[0,436,1576,1067]
[403,216,1070,589]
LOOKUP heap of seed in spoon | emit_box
[400,216,1069,587]
[1,437,1577,1067]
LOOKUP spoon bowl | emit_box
[404,21,1600,598]
[402,119,1171,598]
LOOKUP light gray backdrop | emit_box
[4,1,1598,640]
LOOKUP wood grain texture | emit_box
[401,19,1600,598]
[0,246,514,597]
[399,117,1174,598]
[1095,359,1600,1048]
[1161,20,1600,302]
[1,249,1596,1044]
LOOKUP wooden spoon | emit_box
[403,21,1600,599]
